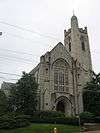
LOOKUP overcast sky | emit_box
[0,0,100,85]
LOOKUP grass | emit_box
[0,123,80,133]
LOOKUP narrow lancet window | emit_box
[82,41,85,51]
[80,36,85,51]
[69,42,71,51]
[68,36,71,52]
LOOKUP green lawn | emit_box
[0,123,80,133]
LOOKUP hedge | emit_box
[0,113,30,129]
[30,111,79,125]
[31,111,65,118]
[79,112,100,124]
[30,117,79,125]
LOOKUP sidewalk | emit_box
[84,131,100,133]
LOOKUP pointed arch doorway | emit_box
[56,100,65,113]
[55,96,73,115]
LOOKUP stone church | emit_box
[30,15,92,115]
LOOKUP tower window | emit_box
[80,36,85,51]
[69,42,71,51]
[82,41,85,51]
[68,36,71,52]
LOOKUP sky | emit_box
[0,0,100,86]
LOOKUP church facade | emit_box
[30,15,92,115]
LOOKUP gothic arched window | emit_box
[80,36,85,51]
[69,42,71,52]
[82,41,85,51]
[68,36,71,52]
[53,59,69,92]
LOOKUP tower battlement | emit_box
[64,29,71,37]
[64,27,87,38]
[78,27,87,34]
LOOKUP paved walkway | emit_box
[84,131,100,133]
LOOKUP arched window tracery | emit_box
[53,59,69,92]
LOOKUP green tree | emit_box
[9,72,38,115]
[83,72,100,115]
[0,90,8,114]
[8,85,17,112]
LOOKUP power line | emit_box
[0,72,21,77]
[0,76,18,81]
[0,45,100,58]
[3,33,100,57]
[0,31,56,55]
[0,21,60,41]
[6,32,48,46]
[1,22,100,55]
[0,48,100,60]
[0,32,55,56]
[0,54,34,63]
[0,60,35,68]
[0,48,34,56]
[0,56,34,65]
[6,32,53,51]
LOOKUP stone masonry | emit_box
[30,15,92,115]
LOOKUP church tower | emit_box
[64,15,92,113]
[64,15,92,81]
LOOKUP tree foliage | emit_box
[9,72,38,115]
[83,72,100,115]
[0,90,8,114]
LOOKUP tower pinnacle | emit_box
[71,14,79,28]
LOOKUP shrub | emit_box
[31,117,79,125]
[0,113,30,129]
[79,112,95,124]
[30,111,78,126]
[94,116,100,123]
[31,111,65,119]
[56,117,79,125]
[80,112,95,119]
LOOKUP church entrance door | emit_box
[56,101,65,113]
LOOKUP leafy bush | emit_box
[56,117,79,125]
[79,112,100,124]
[79,112,96,124]
[94,116,100,123]
[0,90,8,114]
[0,113,30,129]
[80,112,95,119]
[31,111,65,119]
[30,111,78,125]
[30,117,79,125]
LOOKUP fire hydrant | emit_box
[53,127,57,133]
